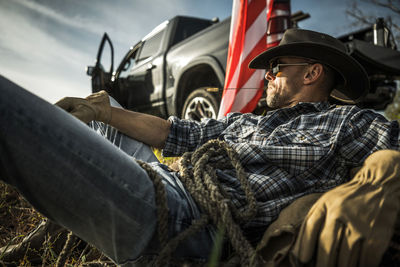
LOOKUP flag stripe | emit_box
[218,0,267,118]
[233,33,267,93]
[218,0,290,118]
[241,6,267,62]
[225,5,267,105]
[222,0,246,98]
[247,0,267,29]
[220,0,264,116]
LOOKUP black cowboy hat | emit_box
[249,28,369,103]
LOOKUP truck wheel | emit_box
[182,88,219,121]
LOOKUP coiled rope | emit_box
[138,139,262,266]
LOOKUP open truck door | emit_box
[86,33,114,93]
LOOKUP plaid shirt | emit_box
[162,102,399,241]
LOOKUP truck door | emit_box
[87,33,114,94]
[115,28,166,117]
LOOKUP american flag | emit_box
[217,0,291,118]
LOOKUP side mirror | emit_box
[87,33,114,93]
[86,66,94,76]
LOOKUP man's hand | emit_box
[55,90,171,148]
[55,90,111,124]
[291,150,400,267]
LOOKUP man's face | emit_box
[265,57,309,109]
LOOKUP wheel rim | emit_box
[183,96,217,121]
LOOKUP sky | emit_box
[0,0,397,103]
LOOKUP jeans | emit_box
[0,76,215,265]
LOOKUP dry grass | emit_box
[0,182,117,266]
[0,182,42,249]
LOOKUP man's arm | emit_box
[55,91,171,149]
[109,107,171,149]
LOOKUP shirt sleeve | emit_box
[162,116,230,157]
[338,108,400,166]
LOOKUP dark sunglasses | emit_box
[268,60,313,77]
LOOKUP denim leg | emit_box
[0,76,157,264]
[89,97,159,163]
[88,103,218,263]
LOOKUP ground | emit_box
[0,182,116,266]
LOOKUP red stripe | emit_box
[274,2,291,13]
[220,0,266,115]
[247,0,267,28]
[219,0,293,117]
[235,35,267,89]
[226,7,267,91]
[221,0,249,113]
[222,36,266,116]
[222,0,247,96]
[223,0,265,93]
[267,0,274,21]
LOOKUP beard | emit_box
[266,85,284,109]
[266,93,279,109]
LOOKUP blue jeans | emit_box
[0,76,215,265]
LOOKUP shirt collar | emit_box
[296,101,332,111]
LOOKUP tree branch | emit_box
[367,0,400,14]
[346,2,375,26]
[347,0,400,43]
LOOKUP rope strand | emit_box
[138,140,262,266]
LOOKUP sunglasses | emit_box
[268,61,312,77]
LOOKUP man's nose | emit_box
[265,71,276,81]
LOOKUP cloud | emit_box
[0,10,90,68]
[14,0,111,36]
[0,0,233,104]
[0,2,93,102]
[12,0,194,46]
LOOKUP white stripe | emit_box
[226,63,240,91]
[271,9,290,17]
[229,0,240,43]
[267,0,272,15]
[218,0,268,118]
[225,4,266,98]
[241,6,267,61]
[217,0,242,118]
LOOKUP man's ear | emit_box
[303,63,323,85]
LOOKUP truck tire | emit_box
[181,88,219,121]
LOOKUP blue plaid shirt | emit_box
[162,102,399,240]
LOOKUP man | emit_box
[1,28,399,266]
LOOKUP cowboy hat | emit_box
[249,28,369,103]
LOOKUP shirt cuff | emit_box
[162,116,182,157]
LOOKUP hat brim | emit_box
[249,42,369,103]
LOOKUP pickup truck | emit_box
[87,15,400,120]
[87,16,229,121]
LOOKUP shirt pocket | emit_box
[266,128,332,148]
[236,126,255,140]
[292,130,332,147]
